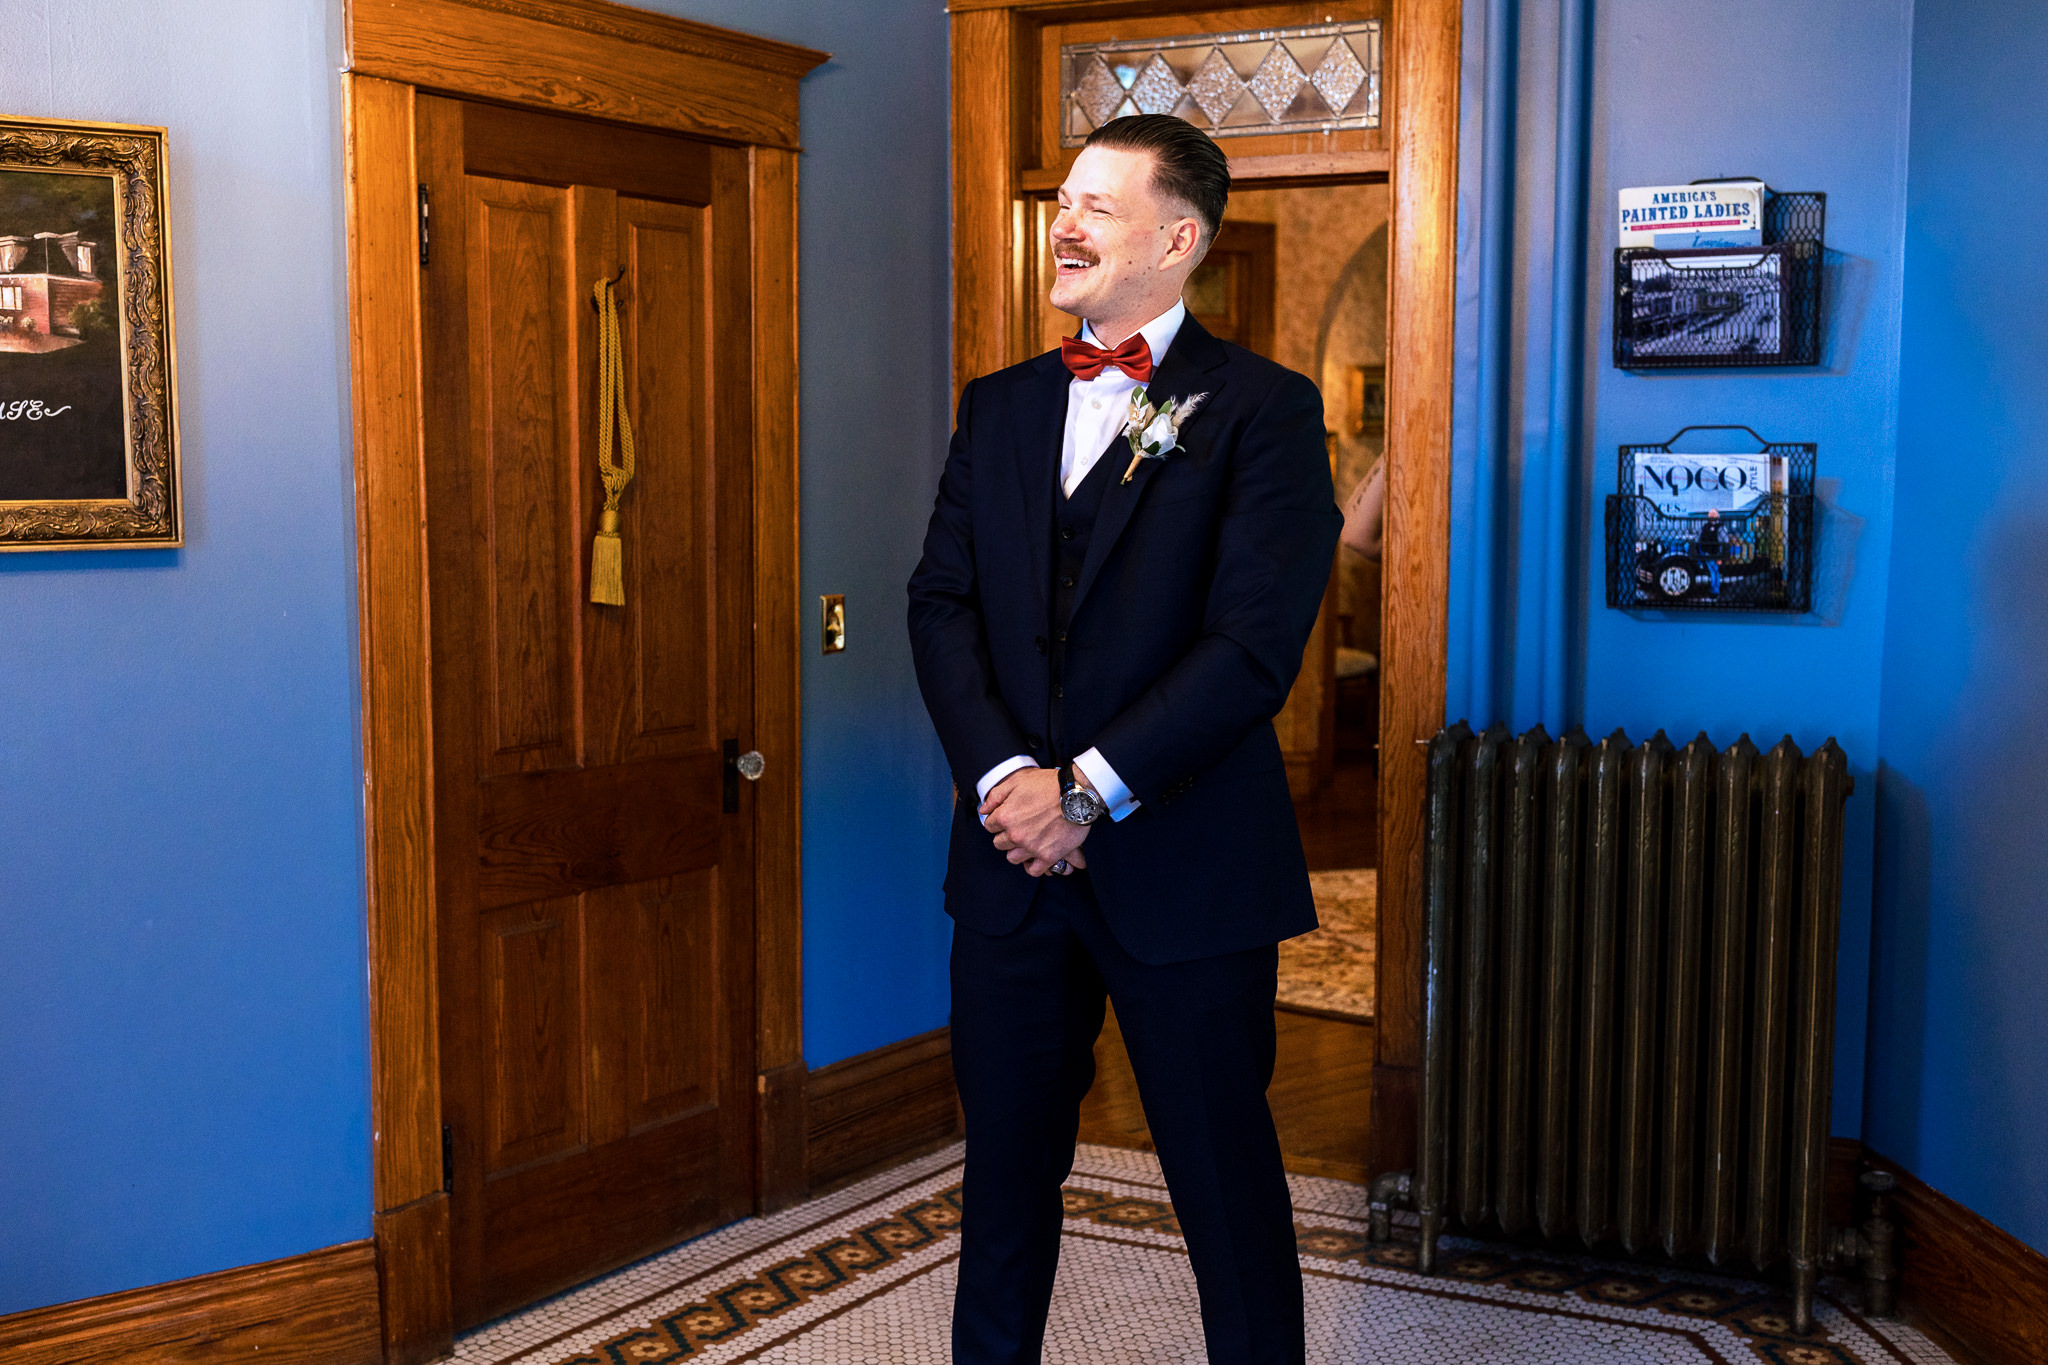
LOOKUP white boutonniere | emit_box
[1119,386,1209,484]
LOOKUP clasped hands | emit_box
[979,766,1091,877]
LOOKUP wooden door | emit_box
[416,96,757,1327]
[1184,220,1276,356]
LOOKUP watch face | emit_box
[1062,788,1104,823]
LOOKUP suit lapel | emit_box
[1071,316,1230,616]
[1014,351,1069,624]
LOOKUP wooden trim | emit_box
[1018,148,1389,192]
[950,6,1024,395]
[0,1242,381,1365]
[751,141,808,1215]
[345,3,819,1347]
[947,0,1327,13]
[345,0,827,149]
[374,1196,453,1365]
[1368,0,1459,1181]
[345,70,450,1365]
[806,1028,962,1193]
[1862,1148,2048,1365]
[346,71,442,1222]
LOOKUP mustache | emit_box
[1054,247,1100,264]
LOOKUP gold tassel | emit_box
[589,508,624,606]
[589,274,637,606]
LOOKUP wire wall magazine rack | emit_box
[1606,426,1816,613]
[1614,189,1826,369]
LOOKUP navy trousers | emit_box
[948,871,1306,1364]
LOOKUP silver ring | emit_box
[1050,860,1071,876]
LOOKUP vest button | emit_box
[1060,575,1075,588]
[1028,734,1044,749]
[1061,526,1075,540]
[1055,629,1068,643]
[1053,684,1064,699]
[1034,636,1047,654]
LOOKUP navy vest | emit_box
[1045,440,1119,761]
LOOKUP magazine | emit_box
[1618,181,1763,249]
[1632,451,1784,517]
[1625,246,1783,358]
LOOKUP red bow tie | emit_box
[1062,331,1154,383]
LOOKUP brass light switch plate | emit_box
[820,594,846,653]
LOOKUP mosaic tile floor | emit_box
[451,1143,1954,1364]
[1279,868,1376,1019]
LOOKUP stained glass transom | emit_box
[1060,22,1381,147]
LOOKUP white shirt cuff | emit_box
[1073,747,1141,822]
[975,755,1036,808]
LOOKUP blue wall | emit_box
[0,1,370,1314]
[1868,0,2048,1255]
[632,0,957,1069]
[1450,0,1915,1136]
[0,0,956,1318]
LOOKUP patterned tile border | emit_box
[457,1144,1954,1365]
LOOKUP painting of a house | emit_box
[0,230,107,352]
[0,166,128,505]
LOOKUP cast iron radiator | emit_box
[1374,722,1895,1334]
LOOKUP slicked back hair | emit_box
[1082,114,1231,253]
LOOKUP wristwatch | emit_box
[1059,763,1108,825]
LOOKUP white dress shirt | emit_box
[975,301,1187,823]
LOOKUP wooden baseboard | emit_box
[1861,1148,2048,1365]
[806,1026,961,1192]
[0,1240,381,1365]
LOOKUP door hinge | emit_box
[418,183,431,268]
[441,1122,454,1193]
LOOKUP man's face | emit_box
[1048,145,1202,332]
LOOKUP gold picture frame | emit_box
[1349,362,1385,437]
[0,114,180,550]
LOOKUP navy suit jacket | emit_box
[907,315,1342,964]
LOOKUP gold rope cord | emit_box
[589,273,638,606]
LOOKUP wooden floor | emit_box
[1294,753,1378,872]
[1079,715,1379,1184]
[1077,1002,1374,1184]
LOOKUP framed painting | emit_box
[1349,362,1385,437]
[0,115,179,550]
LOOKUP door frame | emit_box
[947,0,1456,1185]
[341,3,825,1359]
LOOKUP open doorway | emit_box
[1064,182,1387,1180]
[1216,183,1386,1031]
[952,0,1458,1192]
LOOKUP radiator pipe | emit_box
[1820,1169,1899,1323]
[1367,1169,1414,1244]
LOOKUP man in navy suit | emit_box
[908,114,1341,1364]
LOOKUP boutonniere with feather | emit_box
[1119,386,1209,484]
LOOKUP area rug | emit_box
[451,1142,1951,1364]
[1279,868,1376,1020]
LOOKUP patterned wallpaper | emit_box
[1225,183,1388,647]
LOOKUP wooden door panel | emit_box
[618,198,714,749]
[467,176,578,773]
[480,898,585,1172]
[625,872,723,1129]
[479,1098,721,1305]
[475,753,722,909]
[464,101,715,205]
